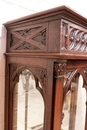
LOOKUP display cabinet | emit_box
[4,6,87,130]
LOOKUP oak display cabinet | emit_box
[4,6,87,130]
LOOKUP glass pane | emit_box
[75,75,86,130]
[61,91,72,130]
[13,69,44,130]
[61,74,86,130]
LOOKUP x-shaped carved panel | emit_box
[10,24,48,51]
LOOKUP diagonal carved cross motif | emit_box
[10,24,47,51]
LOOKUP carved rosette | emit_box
[54,62,66,78]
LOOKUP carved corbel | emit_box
[54,61,67,78]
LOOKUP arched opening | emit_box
[61,72,86,130]
[12,69,44,130]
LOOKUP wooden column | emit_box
[53,61,66,130]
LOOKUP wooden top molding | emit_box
[4,6,87,58]
[3,6,87,28]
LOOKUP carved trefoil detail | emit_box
[33,29,46,46]
[35,68,47,88]
[10,64,21,82]
[9,24,47,51]
[10,64,47,89]
[61,20,87,52]
[10,34,20,47]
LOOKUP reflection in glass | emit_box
[13,69,44,130]
[61,74,86,130]
[61,90,72,130]
[75,75,86,130]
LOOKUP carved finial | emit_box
[54,62,66,78]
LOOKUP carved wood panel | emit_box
[9,23,48,52]
[9,64,47,97]
[63,68,87,102]
[54,62,66,77]
[61,20,87,53]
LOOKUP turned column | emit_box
[53,61,66,130]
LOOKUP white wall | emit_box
[0,24,6,129]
